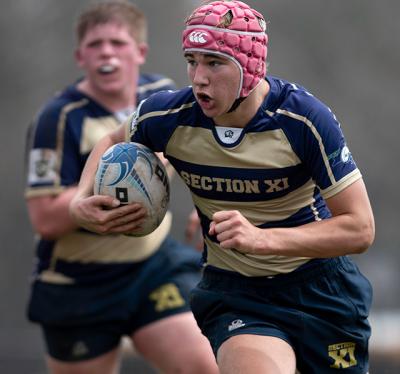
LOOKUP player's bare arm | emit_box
[27,187,79,240]
[185,209,204,251]
[69,123,147,234]
[211,178,375,257]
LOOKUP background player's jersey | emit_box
[25,74,175,285]
[129,76,361,276]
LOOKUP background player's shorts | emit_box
[190,256,372,374]
[27,236,201,362]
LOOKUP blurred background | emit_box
[0,0,398,372]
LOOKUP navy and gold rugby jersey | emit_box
[129,76,361,277]
[25,73,175,285]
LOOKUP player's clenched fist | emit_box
[209,210,267,255]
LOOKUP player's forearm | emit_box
[27,187,79,239]
[263,214,375,258]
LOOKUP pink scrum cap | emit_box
[182,0,268,98]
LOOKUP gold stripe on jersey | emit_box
[40,212,172,284]
[25,186,66,199]
[138,102,195,123]
[166,126,301,168]
[80,116,119,154]
[192,178,316,225]
[320,169,361,199]
[205,236,310,276]
[137,78,175,94]
[276,109,336,185]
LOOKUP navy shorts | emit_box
[190,256,372,374]
[27,236,202,362]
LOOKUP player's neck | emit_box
[214,79,270,128]
[77,79,137,112]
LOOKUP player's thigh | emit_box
[46,347,121,374]
[217,334,296,374]
[132,312,218,374]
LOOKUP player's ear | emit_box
[75,48,85,68]
[136,42,148,65]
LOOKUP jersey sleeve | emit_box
[289,94,362,199]
[25,101,81,198]
[128,91,179,153]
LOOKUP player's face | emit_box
[185,52,241,118]
[76,23,146,96]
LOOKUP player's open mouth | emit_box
[98,64,117,74]
[197,92,211,103]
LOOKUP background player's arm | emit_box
[210,178,375,257]
[156,152,175,180]
[26,187,78,240]
[185,209,204,251]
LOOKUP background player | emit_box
[24,1,218,373]
[69,1,375,373]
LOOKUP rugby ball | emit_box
[94,142,170,236]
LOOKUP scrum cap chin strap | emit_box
[227,97,245,113]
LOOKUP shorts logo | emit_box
[228,319,246,331]
[328,342,357,369]
[189,31,208,44]
[71,341,89,358]
[149,283,185,312]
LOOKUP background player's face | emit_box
[76,22,146,96]
[185,52,241,118]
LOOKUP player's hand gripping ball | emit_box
[94,142,170,236]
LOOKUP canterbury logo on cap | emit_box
[189,31,208,44]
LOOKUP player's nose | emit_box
[192,64,209,86]
[99,41,115,56]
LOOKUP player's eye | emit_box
[209,60,221,67]
[87,40,102,48]
[111,40,126,47]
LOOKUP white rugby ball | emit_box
[94,142,170,236]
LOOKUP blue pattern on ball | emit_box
[98,143,154,203]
